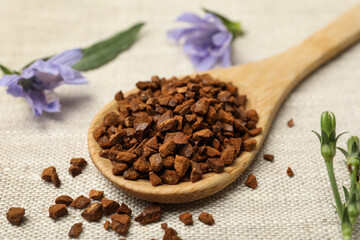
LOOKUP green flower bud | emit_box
[348,204,358,220]
[321,111,336,138]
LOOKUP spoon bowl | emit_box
[88,3,360,203]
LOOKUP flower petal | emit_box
[0,74,24,97]
[221,46,232,67]
[204,13,227,31]
[47,48,83,66]
[42,99,61,113]
[167,28,198,42]
[58,65,88,85]
[25,91,44,116]
[176,12,213,26]
[192,55,218,71]
[212,32,228,46]
[0,74,20,86]
[208,32,232,57]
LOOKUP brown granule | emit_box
[81,203,103,222]
[149,171,162,186]
[160,170,180,185]
[161,223,168,229]
[243,139,257,152]
[190,161,202,183]
[263,154,274,162]
[101,198,120,215]
[71,195,91,209]
[69,165,82,178]
[287,119,294,127]
[112,163,128,175]
[174,155,190,178]
[104,220,110,230]
[110,214,131,236]
[55,195,73,206]
[179,212,193,225]
[70,158,87,168]
[89,189,104,200]
[51,172,61,188]
[41,166,61,187]
[49,204,68,220]
[287,167,294,177]
[198,212,215,225]
[68,223,83,238]
[163,227,182,240]
[135,204,161,225]
[96,74,260,185]
[117,203,132,216]
[41,166,56,181]
[245,174,257,189]
[6,207,25,225]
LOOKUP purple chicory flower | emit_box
[0,49,87,116]
[167,12,235,71]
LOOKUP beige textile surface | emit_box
[1,0,360,239]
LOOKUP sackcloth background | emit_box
[1,0,360,239]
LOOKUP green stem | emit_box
[326,160,343,217]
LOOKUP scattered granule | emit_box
[263,154,274,162]
[51,172,61,188]
[71,195,91,209]
[161,223,168,229]
[110,214,131,236]
[287,119,294,127]
[111,214,131,226]
[41,166,56,181]
[104,220,110,230]
[41,166,61,188]
[135,204,161,225]
[179,212,193,225]
[198,212,215,225]
[287,167,294,177]
[163,227,181,240]
[89,189,104,200]
[55,195,73,206]
[70,158,87,168]
[6,207,25,225]
[49,204,68,220]
[117,203,132,216]
[101,198,120,215]
[69,165,82,178]
[81,203,103,222]
[245,174,257,189]
[68,222,83,238]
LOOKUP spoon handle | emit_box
[229,2,360,112]
[269,4,360,96]
[276,2,360,89]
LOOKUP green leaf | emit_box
[312,130,321,142]
[338,147,349,158]
[203,8,244,37]
[336,132,348,143]
[72,22,145,71]
[0,64,14,75]
[343,186,350,202]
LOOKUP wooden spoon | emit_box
[88,4,360,203]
